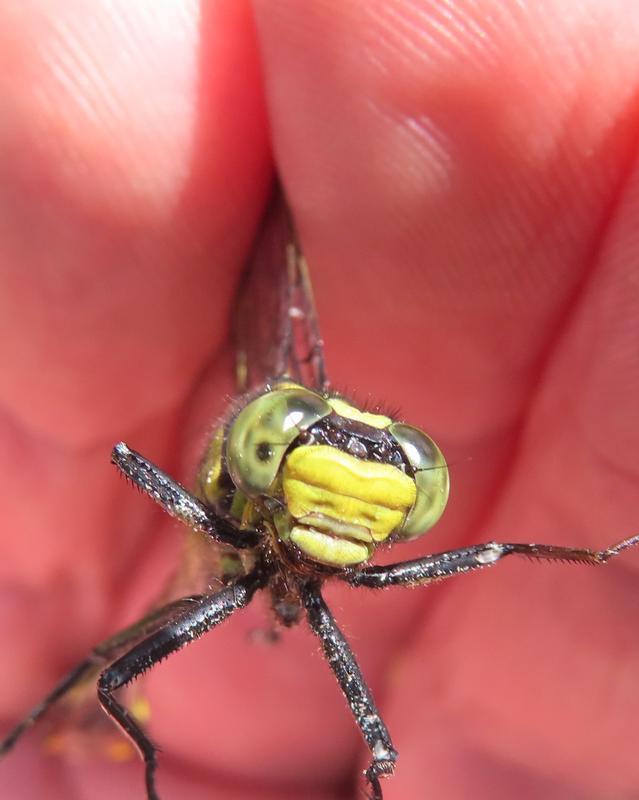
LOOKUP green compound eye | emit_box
[227,387,331,496]
[389,422,450,539]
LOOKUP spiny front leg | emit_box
[301,581,397,800]
[111,442,259,548]
[346,534,639,588]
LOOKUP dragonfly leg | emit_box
[0,595,206,757]
[97,570,264,800]
[301,581,397,800]
[0,658,96,756]
[346,534,639,588]
[111,443,259,549]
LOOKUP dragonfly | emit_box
[1,184,637,800]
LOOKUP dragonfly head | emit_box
[225,384,450,568]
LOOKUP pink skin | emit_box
[1,1,638,798]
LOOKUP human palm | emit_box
[1,2,638,799]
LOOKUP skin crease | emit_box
[0,0,638,798]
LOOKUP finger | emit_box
[252,0,639,795]
[0,0,268,708]
[0,0,269,446]
[255,0,638,441]
[407,130,639,798]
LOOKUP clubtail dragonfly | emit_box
[1,185,637,799]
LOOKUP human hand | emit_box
[1,2,638,799]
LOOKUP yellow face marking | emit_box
[327,398,391,429]
[285,479,407,542]
[290,526,373,566]
[298,513,372,541]
[285,445,415,508]
[282,445,416,561]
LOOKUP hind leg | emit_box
[0,594,204,756]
